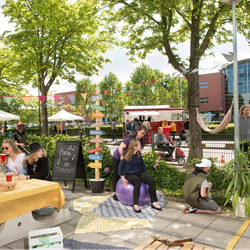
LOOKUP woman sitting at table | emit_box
[18,142,52,181]
[0,140,27,175]
[118,138,162,213]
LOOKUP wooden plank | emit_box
[202,247,214,250]
[157,244,170,250]
[134,237,155,250]
[192,245,205,250]
[145,240,162,250]
[181,242,195,250]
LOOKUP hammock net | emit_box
[196,101,234,134]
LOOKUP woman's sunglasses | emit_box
[2,147,9,150]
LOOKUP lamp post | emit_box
[221,0,242,151]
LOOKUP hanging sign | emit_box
[87,147,103,153]
[89,138,103,143]
[88,163,102,169]
[88,94,103,103]
[90,104,106,111]
[88,154,103,160]
[92,112,104,118]
[90,130,105,136]
[90,122,104,128]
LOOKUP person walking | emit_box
[239,105,250,152]
[111,119,118,141]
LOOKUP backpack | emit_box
[126,123,130,130]
[134,122,140,130]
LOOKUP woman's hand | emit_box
[18,174,26,180]
[120,155,124,160]
[121,176,128,186]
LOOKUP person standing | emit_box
[184,118,190,143]
[125,120,130,134]
[111,119,118,141]
[170,120,176,140]
[13,122,31,153]
[0,124,3,134]
[130,120,134,133]
[239,105,250,152]
[62,122,67,135]
[161,119,168,127]
[54,122,58,134]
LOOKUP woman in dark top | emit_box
[118,138,162,213]
[18,142,52,181]
[112,125,147,201]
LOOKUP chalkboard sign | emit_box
[52,141,87,192]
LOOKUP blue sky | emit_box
[1,0,250,96]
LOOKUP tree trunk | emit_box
[186,72,203,166]
[40,77,49,136]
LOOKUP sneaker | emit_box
[113,194,119,201]
[183,207,197,214]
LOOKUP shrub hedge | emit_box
[0,132,231,206]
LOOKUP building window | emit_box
[199,81,208,89]
[200,101,209,104]
[199,97,209,101]
[222,95,224,104]
[221,78,224,88]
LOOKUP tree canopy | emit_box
[2,0,116,134]
[100,0,250,161]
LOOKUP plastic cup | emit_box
[0,154,6,162]
[6,173,12,182]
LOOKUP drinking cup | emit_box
[0,154,6,162]
[6,173,12,182]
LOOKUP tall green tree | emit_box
[75,78,96,122]
[2,0,116,135]
[99,72,123,121]
[100,0,248,161]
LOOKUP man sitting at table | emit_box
[155,127,174,158]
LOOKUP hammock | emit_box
[196,101,234,134]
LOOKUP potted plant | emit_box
[224,148,250,217]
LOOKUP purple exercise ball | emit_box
[116,178,150,206]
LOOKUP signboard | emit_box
[87,147,103,153]
[88,94,103,103]
[90,122,104,128]
[88,163,102,169]
[90,130,105,136]
[90,104,106,111]
[92,112,104,118]
[89,138,103,143]
[88,154,103,160]
[52,141,87,192]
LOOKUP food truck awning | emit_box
[129,111,160,116]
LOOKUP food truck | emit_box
[123,105,186,142]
